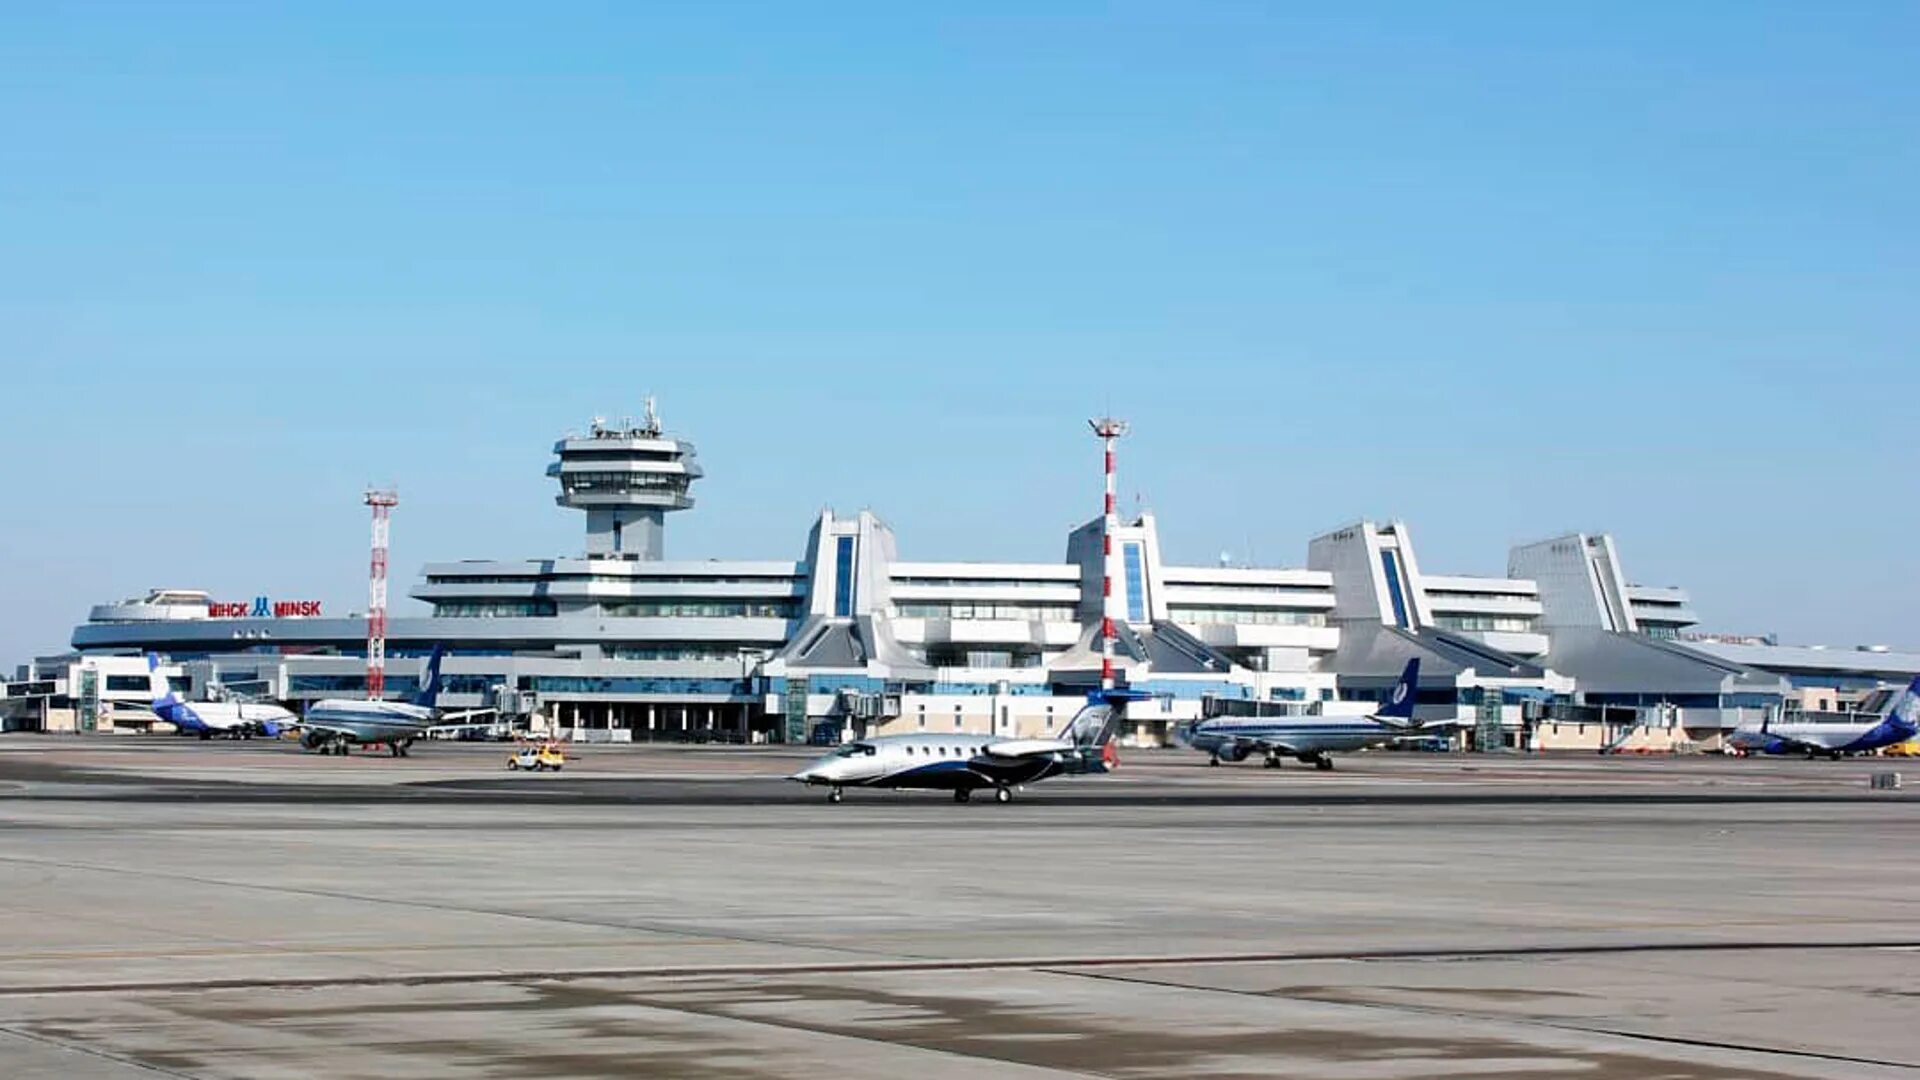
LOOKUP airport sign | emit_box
[207,597,324,619]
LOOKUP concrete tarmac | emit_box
[0,737,1916,1078]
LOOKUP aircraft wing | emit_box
[289,718,367,738]
[1245,736,1308,755]
[425,710,501,735]
[1391,716,1473,732]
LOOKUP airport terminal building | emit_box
[12,410,1918,747]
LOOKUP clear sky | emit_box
[2,3,1914,662]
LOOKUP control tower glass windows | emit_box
[559,448,680,463]
[560,472,690,495]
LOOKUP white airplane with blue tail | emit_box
[1728,676,1920,759]
[296,646,495,756]
[1173,658,1448,770]
[146,654,295,740]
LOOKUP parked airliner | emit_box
[1728,675,1920,758]
[1173,658,1440,770]
[146,654,296,739]
[297,646,493,756]
[791,688,1143,803]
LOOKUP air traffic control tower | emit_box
[548,399,704,559]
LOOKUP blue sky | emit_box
[2,3,1914,661]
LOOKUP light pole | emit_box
[735,647,766,744]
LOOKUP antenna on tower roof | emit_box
[643,394,660,435]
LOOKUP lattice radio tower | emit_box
[363,488,399,699]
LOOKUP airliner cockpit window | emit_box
[833,743,876,758]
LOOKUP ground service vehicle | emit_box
[507,744,565,771]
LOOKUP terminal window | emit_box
[833,536,856,617]
[1380,550,1411,628]
[1123,543,1147,623]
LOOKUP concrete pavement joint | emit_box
[7,939,1920,999]
[1049,966,1920,1073]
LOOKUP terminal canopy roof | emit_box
[1331,624,1551,690]
[1538,627,1787,697]
[1050,620,1240,680]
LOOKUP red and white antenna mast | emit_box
[363,488,399,700]
[1088,416,1129,692]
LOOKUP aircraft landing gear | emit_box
[1313,755,1334,771]
[993,786,1013,804]
[1264,754,1282,769]
[1208,755,1220,767]
[953,788,972,803]
[827,786,844,804]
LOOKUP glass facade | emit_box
[601,601,796,618]
[1380,550,1411,628]
[558,471,688,494]
[431,601,558,618]
[1425,590,1537,603]
[427,573,800,586]
[1160,581,1332,596]
[1167,607,1327,627]
[891,576,1077,589]
[1123,543,1146,623]
[894,601,1078,621]
[833,536,856,617]
[608,645,764,661]
[443,674,497,695]
[528,676,748,696]
[1432,614,1532,632]
[923,646,1044,669]
[290,675,421,695]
